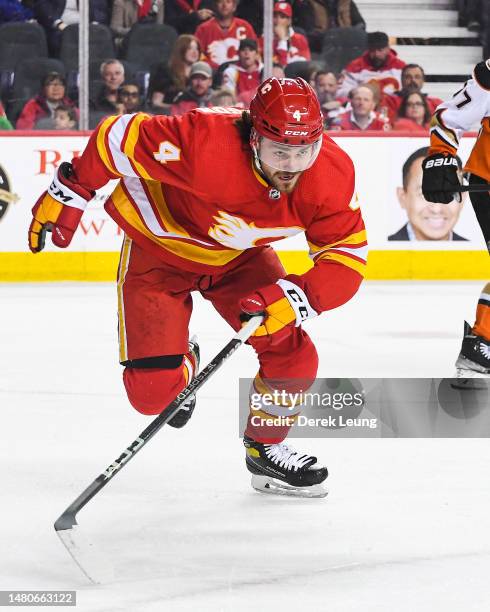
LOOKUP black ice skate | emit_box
[244,436,328,498]
[168,337,200,428]
[452,321,490,390]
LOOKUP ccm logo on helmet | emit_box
[425,158,458,168]
[285,130,308,136]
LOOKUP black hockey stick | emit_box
[453,184,490,193]
[54,315,263,582]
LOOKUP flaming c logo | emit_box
[0,164,19,222]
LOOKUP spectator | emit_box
[53,104,77,129]
[388,147,466,241]
[222,38,262,102]
[392,91,431,133]
[90,59,125,113]
[272,63,286,79]
[33,0,110,56]
[171,61,214,114]
[293,0,366,53]
[164,0,213,35]
[0,102,13,130]
[0,0,33,23]
[381,64,443,122]
[210,87,236,106]
[149,34,202,111]
[259,2,310,67]
[195,0,256,69]
[117,82,143,114]
[110,0,164,49]
[16,72,77,130]
[337,31,405,97]
[335,84,389,131]
[314,70,347,126]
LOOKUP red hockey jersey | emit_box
[195,17,257,68]
[71,109,367,313]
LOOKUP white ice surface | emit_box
[1,281,490,611]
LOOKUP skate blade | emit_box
[451,357,490,389]
[251,474,328,498]
[451,373,489,390]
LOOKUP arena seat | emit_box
[0,23,48,72]
[60,24,116,73]
[322,27,368,74]
[123,24,178,73]
[0,23,48,103]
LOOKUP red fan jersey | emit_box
[259,29,311,67]
[222,63,262,98]
[71,109,367,314]
[195,17,257,68]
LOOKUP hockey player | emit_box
[422,60,490,379]
[28,77,366,496]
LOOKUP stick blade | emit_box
[55,525,114,584]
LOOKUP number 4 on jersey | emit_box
[153,141,181,164]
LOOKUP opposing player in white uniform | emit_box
[422,60,490,379]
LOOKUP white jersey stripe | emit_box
[311,244,368,263]
[108,115,138,177]
[123,177,214,246]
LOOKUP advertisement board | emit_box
[0,132,488,280]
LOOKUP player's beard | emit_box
[261,163,302,194]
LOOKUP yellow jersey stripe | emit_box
[308,229,367,253]
[145,181,191,238]
[123,113,152,180]
[96,115,122,177]
[117,236,132,362]
[251,158,269,187]
[112,184,243,266]
[316,250,367,277]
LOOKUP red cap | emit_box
[250,77,323,145]
[273,2,292,17]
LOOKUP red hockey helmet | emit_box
[250,77,323,146]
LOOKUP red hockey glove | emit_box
[240,276,318,340]
[28,162,94,253]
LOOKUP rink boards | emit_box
[0,131,489,281]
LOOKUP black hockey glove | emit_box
[422,153,461,204]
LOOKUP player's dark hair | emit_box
[402,146,462,190]
[234,110,253,144]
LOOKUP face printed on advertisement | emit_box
[397,156,464,241]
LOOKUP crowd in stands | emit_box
[0,0,481,131]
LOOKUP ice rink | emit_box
[1,281,490,612]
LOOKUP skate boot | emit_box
[244,435,328,498]
[168,337,200,428]
[452,321,490,390]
